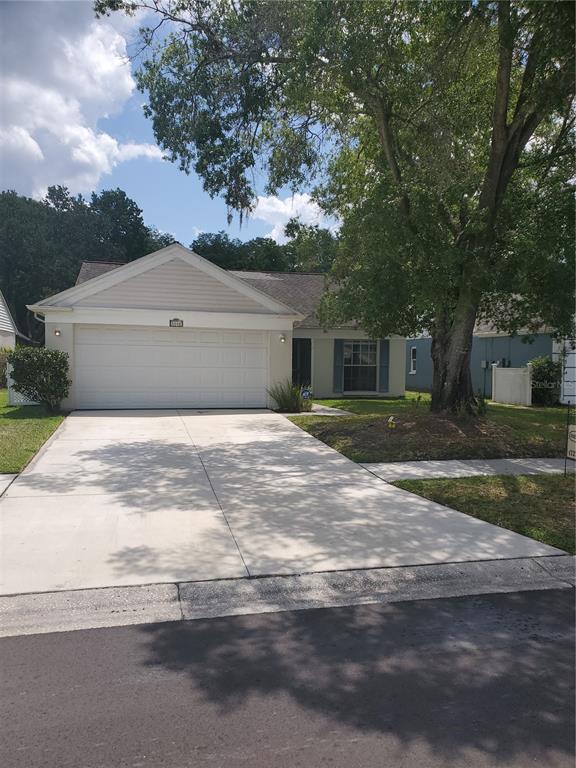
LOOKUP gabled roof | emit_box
[0,289,18,335]
[74,260,331,328]
[29,243,302,318]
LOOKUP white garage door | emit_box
[74,325,269,408]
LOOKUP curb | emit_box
[1,555,573,638]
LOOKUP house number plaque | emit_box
[169,318,184,327]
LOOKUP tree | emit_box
[283,219,337,272]
[96,0,575,412]
[0,187,175,341]
[191,231,290,271]
[91,188,174,260]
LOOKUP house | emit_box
[0,289,18,348]
[28,243,406,409]
[406,321,554,398]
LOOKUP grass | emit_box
[290,392,572,463]
[393,474,575,554]
[0,389,65,473]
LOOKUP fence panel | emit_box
[6,364,38,406]
[491,366,532,406]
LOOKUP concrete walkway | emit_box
[0,475,16,496]
[285,403,353,416]
[0,411,563,595]
[363,457,573,482]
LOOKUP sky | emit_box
[0,0,332,245]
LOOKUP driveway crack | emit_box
[177,411,251,578]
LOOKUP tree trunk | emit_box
[430,298,478,414]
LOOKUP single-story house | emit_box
[406,321,555,398]
[28,243,405,410]
[0,289,19,349]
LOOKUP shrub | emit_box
[476,389,488,416]
[268,379,313,413]
[7,346,71,412]
[529,356,561,406]
[0,347,11,388]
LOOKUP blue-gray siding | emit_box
[405,334,554,397]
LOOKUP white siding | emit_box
[74,258,272,313]
[0,291,16,336]
[0,329,15,349]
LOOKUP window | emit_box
[409,346,417,374]
[343,341,377,391]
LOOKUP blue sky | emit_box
[97,97,268,244]
[0,0,331,245]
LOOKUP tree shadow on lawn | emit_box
[139,589,575,765]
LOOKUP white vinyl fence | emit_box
[491,365,532,406]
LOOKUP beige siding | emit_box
[268,330,293,406]
[45,321,75,410]
[294,328,406,398]
[74,258,273,313]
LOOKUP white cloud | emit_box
[0,1,162,197]
[252,192,337,243]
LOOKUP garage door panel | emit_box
[74,325,269,409]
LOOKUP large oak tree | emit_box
[97,0,575,411]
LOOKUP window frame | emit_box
[409,346,417,374]
[342,340,378,393]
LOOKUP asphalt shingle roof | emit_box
[76,261,125,285]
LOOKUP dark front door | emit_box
[292,338,312,386]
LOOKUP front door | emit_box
[292,338,312,387]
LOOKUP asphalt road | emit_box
[1,589,574,768]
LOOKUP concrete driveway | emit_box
[0,410,561,594]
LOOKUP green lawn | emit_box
[290,392,572,463]
[393,474,575,554]
[0,389,65,473]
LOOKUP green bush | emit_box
[0,347,11,388]
[529,356,561,406]
[476,389,488,416]
[268,379,313,413]
[7,347,71,412]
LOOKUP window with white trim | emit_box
[343,341,377,391]
[409,346,417,374]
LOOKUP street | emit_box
[1,588,573,768]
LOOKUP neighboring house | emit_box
[28,243,405,409]
[406,322,554,398]
[0,289,18,348]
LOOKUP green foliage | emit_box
[7,347,71,412]
[268,380,312,413]
[191,231,288,271]
[476,390,488,416]
[529,356,561,406]
[191,224,336,273]
[97,0,575,412]
[283,220,338,272]
[0,187,174,342]
[0,347,11,389]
